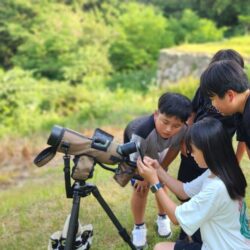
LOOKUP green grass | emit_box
[0,146,249,250]
[170,35,250,58]
[0,158,180,250]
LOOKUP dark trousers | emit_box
[177,154,206,243]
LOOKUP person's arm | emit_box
[152,187,179,224]
[145,156,189,200]
[236,141,246,163]
[160,147,179,170]
[157,167,189,200]
[137,157,179,224]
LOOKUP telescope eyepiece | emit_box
[117,142,137,157]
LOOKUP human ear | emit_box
[226,90,236,102]
[153,110,159,119]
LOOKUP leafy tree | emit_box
[109,2,174,71]
[239,15,250,34]
[169,9,224,44]
[138,0,190,17]
[139,0,250,36]
[186,0,250,35]
[11,2,113,82]
[0,0,35,68]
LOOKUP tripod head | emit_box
[34,125,140,187]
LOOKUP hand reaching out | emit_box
[143,156,161,169]
[137,156,160,184]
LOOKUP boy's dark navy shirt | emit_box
[236,96,250,148]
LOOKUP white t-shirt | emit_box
[175,169,250,250]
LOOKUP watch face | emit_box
[150,183,162,193]
[151,185,157,193]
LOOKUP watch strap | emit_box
[150,182,162,193]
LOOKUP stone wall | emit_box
[156,49,212,87]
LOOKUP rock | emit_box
[156,49,211,87]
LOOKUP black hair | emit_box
[200,60,249,98]
[158,92,192,122]
[186,117,247,200]
[210,49,244,68]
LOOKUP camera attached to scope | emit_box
[34,125,140,187]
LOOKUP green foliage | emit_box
[11,2,113,82]
[0,67,157,137]
[192,19,225,43]
[109,2,174,71]
[245,64,250,79]
[239,15,250,34]
[169,9,225,44]
[105,67,157,92]
[192,0,250,32]
[1,60,250,138]
[165,76,199,100]
[2,0,250,139]
[0,0,35,68]
[143,0,250,36]
[0,68,67,135]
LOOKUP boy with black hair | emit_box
[200,59,250,157]
[124,92,192,249]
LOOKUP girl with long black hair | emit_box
[137,117,250,250]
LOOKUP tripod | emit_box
[63,154,136,250]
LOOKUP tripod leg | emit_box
[91,186,136,250]
[65,193,80,250]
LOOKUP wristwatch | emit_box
[150,182,162,193]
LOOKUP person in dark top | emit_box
[124,92,192,249]
[200,59,250,157]
[177,49,246,243]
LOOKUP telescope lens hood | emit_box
[33,146,57,167]
[47,125,65,148]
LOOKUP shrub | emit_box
[109,2,174,71]
[0,68,157,137]
[169,9,225,44]
[165,76,199,100]
[0,0,35,69]
[11,2,113,83]
[105,67,157,92]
